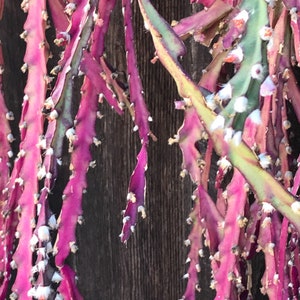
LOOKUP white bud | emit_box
[37,203,42,216]
[37,259,48,272]
[38,225,50,242]
[233,10,249,23]
[66,128,76,141]
[37,165,46,180]
[69,241,78,253]
[138,206,146,218]
[217,83,232,100]
[184,239,191,246]
[260,76,276,96]
[291,201,300,214]
[217,156,232,171]
[93,137,101,146]
[262,202,275,213]
[46,242,53,253]
[35,286,51,300]
[49,110,58,120]
[55,293,64,300]
[225,46,244,64]
[7,133,15,143]
[259,26,273,41]
[65,3,76,15]
[10,260,17,269]
[251,64,264,80]
[5,111,14,120]
[15,177,24,186]
[17,149,26,158]
[224,127,234,142]
[48,215,57,229]
[52,271,63,283]
[46,147,54,156]
[27,287,36,297]
[234,96,248,113]
[248,109,261,124]
[232,131,242,146]
[210,115,225,132]
[205,93,217,110]
[127,192,136,203]
[258,153,272,169]
[38,247,46,258]
[122,216,130,224]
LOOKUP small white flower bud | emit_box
[291,201,300,214]
[234,96,248,113]
[251,63,264,80]
[38,225,50,242]
[210,115,225,132]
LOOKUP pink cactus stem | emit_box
[48,0,95,162]
[285,70,300,122]
[172,0,232,40]
[58,265,83,299]
[183,187,224,299]
[4,0,48,298]
[120,143,148,242]
[257,210,281,298]
[176,107,205,184]
[0,45,11,196]
[182,194,203,300]
[213,171,247,299]
[55,0,112,274]
[290,8,300,66]
[267,7,287,79]
[222,8,249,49]
[283,0,300,10]
[198,186,224,252]
[94,0,117,58]
[99,56,132,112]
[0,42,14,295]
[198,50,228,93]
[190,0,215,7]
[80,51,124,114]
[54,77,97,268]
[120,0,152,242]
[200,138,214,190]
[47,0,70,33]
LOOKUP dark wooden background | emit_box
[0,1,217,299]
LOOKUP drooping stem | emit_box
[137,0,300,233]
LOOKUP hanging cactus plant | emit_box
[0,0,299,299]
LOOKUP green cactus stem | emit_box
[49,0,95,163]
[137,0,300,241]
